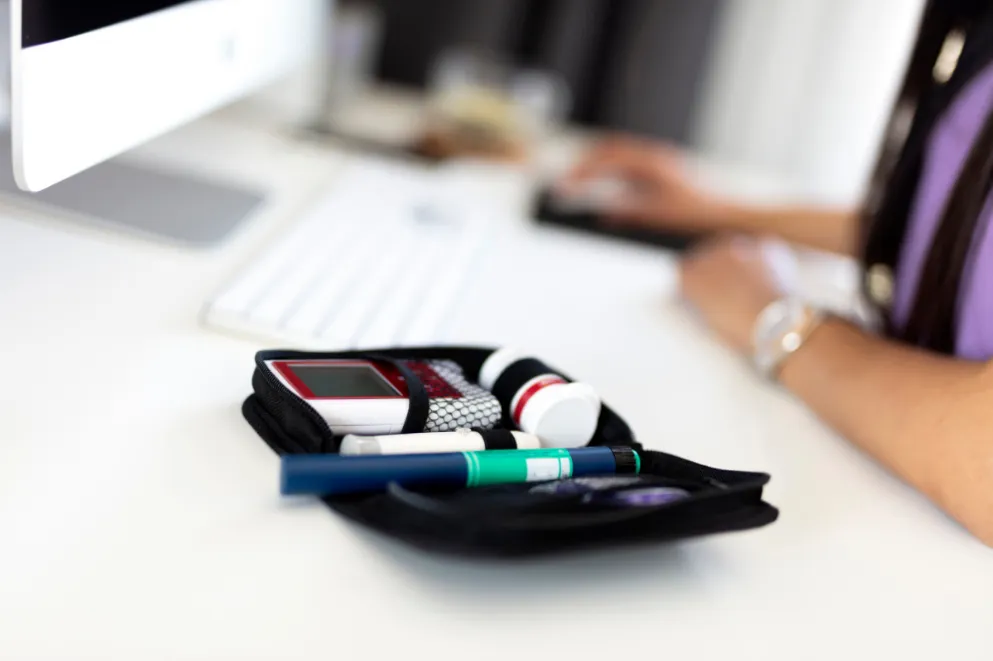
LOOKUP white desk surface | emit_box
[1,99,991,661]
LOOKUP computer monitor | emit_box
[11,1,325,192]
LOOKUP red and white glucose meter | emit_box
[264,359,482,435]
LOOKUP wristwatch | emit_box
[751,299,825,379]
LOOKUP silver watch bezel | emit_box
[751,299,823,378]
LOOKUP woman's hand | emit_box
[558,136,725,229]
[679,236,784,352]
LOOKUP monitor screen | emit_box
[22,1,190,47]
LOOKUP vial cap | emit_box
[520,382,601,449]
[478,347,524,391]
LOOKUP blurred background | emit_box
[326,0,925,207]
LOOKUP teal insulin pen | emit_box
[281,447,641,496]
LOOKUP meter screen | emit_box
[287,364,400,398]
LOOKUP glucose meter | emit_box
[264,359,501,435]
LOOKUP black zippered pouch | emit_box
[243,347,778,557]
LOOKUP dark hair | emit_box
[862,0,993,353]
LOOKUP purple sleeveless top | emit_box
[893,61,993,360]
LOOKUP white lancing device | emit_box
[339,430,543,456]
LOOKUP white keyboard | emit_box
[202,161,491,348]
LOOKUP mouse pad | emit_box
[532,189,701,252]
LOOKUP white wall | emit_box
[0,1,10,126]
[693,0,925,205]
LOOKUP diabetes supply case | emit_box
[244,347,778,557]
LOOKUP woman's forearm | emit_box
[778,318,993,544]
[708,203,860,256]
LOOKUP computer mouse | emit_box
[532,187,700,252]
[550,177,631,213]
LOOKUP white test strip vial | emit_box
[478,348,602,449]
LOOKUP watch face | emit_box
[769,311,799,341]
[753,300,820,376]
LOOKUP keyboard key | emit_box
[359,233,446,347]
[248,215,359,326]
[281,221,387,341]
[317,217,413,348]
[399,226,486,346]
[207,210,324,319]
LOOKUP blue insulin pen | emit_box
[281,447,641,496]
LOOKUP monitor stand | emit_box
[0,135,266,247]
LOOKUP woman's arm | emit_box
[780,319,993,545]
[708,203,860,257]
[562,137,861,255]
[680,237,993,546]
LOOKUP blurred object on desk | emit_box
[373,0,722,145]
[531,187,700,252]
[309,0,385,136]
[412,49,570,163]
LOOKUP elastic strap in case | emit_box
[474,429,519,449]
[365,353,430,434]
[490,358,559,411]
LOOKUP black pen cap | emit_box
[610,447,641,475]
